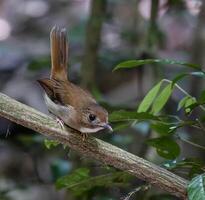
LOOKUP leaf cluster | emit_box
[112,58,205,199]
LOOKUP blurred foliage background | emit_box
[0,0,205,199]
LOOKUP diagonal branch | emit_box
[0,93,188,199]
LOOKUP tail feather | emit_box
[50,26,68,81]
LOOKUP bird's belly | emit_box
[44,94,76,128]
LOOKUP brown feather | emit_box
[37,79,54,99]
[38,78,96,109]
[50,26,68,81]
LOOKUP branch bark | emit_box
[0,93,188,199]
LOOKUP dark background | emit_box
[0,0,204,199]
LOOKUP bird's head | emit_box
[78,103,112,133]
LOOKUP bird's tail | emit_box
[50,26,68,81]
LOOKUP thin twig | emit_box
[162,79,205,111]
[122,184,151,200]
[196,118,205,132]
[177,134,205,151]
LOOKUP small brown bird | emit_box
[38,26,112,136]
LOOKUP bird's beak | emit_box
[103,124,113,132]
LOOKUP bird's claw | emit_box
[80,132,88,141]
[56,118,64,129]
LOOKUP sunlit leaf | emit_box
[168,121,199,133]
[178,96,197,114]
[184,97,197,114]
[147,137,180,159]
[44,139,59,149]
[138,81,162,112]
[177,96,190,111]
[113,59,200,71]
[187,174,205,200]
[151,83,173,114]
[109,110,159,122]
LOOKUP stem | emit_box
[162,79,205,111]
[122,184,150,200]
[196,118,205,132]
[177,134,205,151]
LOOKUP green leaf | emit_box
[113,122,131,131]
[177,96,190,111]
[44,139,59,149]
[147,137,180,159]
[151,83,173,114]
[109,110,159,122]
[177,96,197,114]
[163,158,204,178]
[113,59,200,71]
[115,60,142,70]
[56,170,131,196]
[172,71,205,86]
[151,123,175,136]
[169,121,199,133]
[190,71,205,77]
[189,164,205,179]
[184,97,197,114]
[56,168,90,190]
[138,81,162,112]
[187,174,205,200]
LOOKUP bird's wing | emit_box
[37,78,96,108]
[37,78,67,105]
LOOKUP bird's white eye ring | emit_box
[89,114,96,122]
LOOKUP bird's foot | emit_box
[80,132,88,141]
[56,117,64,129]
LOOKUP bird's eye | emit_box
[89,114,96,122]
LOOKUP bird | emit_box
[37,26,112,139]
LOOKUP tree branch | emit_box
[0,93,188,199]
